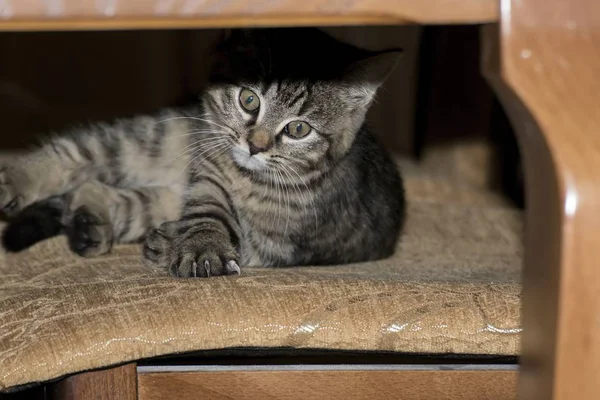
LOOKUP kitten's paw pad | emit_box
[143,226,240,278]
[66,207,113,257]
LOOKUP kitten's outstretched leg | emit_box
[0,113,190,216]
[64,181,183,257]
[0,151,88,217]
[1,196,65,252]
[2,180,182,256]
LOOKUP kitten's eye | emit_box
[284,121,312,139]
[239,88,260,112]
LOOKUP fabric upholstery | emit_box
[0,158,522,390]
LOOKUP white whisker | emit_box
[192,144,230,173]
[200,142,230,163]
[168,137,228,164]
[209,145,232,163]
[157,116,230,132]
[170,130,225,139]
[179,142,228,175]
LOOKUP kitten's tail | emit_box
[2,197,65,252]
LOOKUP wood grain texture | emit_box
[481,0,600,398]
[0,0,497,32]
[48,364,137,400]
[138,370,517,400]
[0,16,400,32]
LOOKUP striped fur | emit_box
[0,28,405,277]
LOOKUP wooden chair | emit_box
[1,0,598,399]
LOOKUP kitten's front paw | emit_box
[143,222,241,278]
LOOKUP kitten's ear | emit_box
[343,49,403,106]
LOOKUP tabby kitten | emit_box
[1,28,405,278]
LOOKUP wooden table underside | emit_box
[0,0,497,30]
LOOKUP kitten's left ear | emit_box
[343,49,403,106]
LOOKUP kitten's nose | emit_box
[247,129,272,156]
[248,142,264,156]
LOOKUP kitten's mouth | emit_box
[232,146,268,172]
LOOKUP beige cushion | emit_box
[0,159,522,390]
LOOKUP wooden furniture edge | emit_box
[482,0,600,398]
[43,364,517,400]
[0,15,403,32]
[40,363,518,399]
[137,369,517,399]
[0,0,498,32]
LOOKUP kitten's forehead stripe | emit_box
[287,91,307,109]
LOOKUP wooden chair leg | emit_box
[481,0,600,398]
[48,364,137,400]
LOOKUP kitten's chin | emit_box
[232,147,268,173]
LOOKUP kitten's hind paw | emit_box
[1,197,65,252]
[65,206,114,257]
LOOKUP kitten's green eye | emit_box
[239,88,260,112]
[285,121,312,138]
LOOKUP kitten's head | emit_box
[202,28,401,177]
